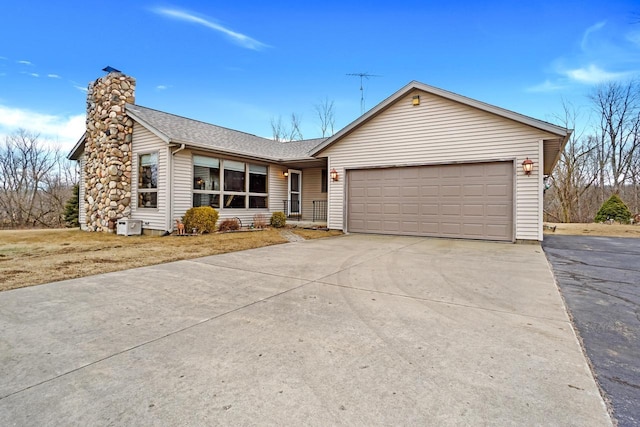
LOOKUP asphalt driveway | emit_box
[0,234,611,426]
[543,235,640,427]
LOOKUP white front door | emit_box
[288,169,302,216]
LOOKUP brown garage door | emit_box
[347,162,513,241]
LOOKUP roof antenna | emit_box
[347,72,381,114]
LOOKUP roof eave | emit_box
[545,129,573,175]
[68,132,87,160]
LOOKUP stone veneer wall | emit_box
[84,72,136,231]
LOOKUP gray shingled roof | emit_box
[125,104,325,162]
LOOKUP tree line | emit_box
[545,80,640,223]
[0,129,78,228]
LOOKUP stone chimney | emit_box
[84,70,136,231]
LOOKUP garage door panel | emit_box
[402,186,419,197]
[486,224,510,237]
[383,186,401,196]
[463,184,484,196]
[384,204,400,214]
[420,222,439,233]
[348,162,513,241]
[441,185,461,196]
[403,204,419,215]
[463,204,484,216]
[401,221,419,232]
[421,204,438,215]
[486,162,512,176]
[383,220,400,231]
[463,223,484,236]
[487,184,508,196]
[366,203,382,214]
[421,185,439,196]
[441,222,462,234]
[441,204,461,215]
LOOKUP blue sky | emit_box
[1,1,639,152]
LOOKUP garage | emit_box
[347,162,513,241]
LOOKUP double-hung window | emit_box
[192,156,268,209]
[138,153,158,208]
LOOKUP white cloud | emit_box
[564,64,632,84]
[0,105,85,152]
[153,8,269,50]
[156,85,168,90]
[581,21,606,51]
[526,79,566,93]
[17,60,32,65]
[48,74,61,79]
[28,73,39,77]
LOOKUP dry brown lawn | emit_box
[544,222,640,238]
[0,228,342,292]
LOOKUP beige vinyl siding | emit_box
[301,167,327,221]
[322,90,556,240]
[269,165,289,216]
[131,123,168,231]
[79,154,87,230]
[172,148,193,227]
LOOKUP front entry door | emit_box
[288,170,302,216]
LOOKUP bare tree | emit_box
[546,102,599,222]
[590,81,640,194]
[0,129,73,228]
[271,116,285,142]
[271,113,304,141]
[314,97,336,137]
[287,113,303,141]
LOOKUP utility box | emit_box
[116,219,142,236]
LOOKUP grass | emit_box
[0,227,342,292]
[544,222,640,238]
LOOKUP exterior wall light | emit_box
[283,171,289,177]
[330,168,339,182]
[522,158,534,175]
[412,95,420,106]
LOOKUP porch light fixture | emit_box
[330,168,339,182]
[283,171,289,177]
[412,95,420,106]
[522,158,534,175]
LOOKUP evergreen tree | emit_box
[594,194,631,224]
[63,184,80,228]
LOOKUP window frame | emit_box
[138,151,159,209]
[191,155,269,210]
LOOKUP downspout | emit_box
[167,143,186,233]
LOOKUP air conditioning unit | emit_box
[116,219,142,236]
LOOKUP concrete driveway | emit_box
[0,234,611,426]
[544,235,640,427]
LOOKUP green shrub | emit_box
[218,217,240,232]
[183,206,219,233]
[594,194,631,224]
[270,211,287,228]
